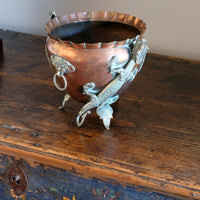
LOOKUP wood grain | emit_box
[0,30,200,199]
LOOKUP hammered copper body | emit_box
[45,11,146,103]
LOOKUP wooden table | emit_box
[0,30,200,199]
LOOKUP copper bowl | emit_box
[45,11,149,129]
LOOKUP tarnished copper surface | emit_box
[45,11,147,102]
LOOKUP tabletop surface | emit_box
[0,30,200,199]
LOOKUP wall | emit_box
[0,0,199,60]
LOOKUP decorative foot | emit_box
[96,104,113,130]
[96,95,119,129]
[58,94,71,109]
[76,81,119,129]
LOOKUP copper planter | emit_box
[45,11,149,129]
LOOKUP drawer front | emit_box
[0,154,179,200]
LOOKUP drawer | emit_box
[0,154,180,200]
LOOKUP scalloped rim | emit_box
[45,11,146,49]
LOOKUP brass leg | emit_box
[58,94,71,109]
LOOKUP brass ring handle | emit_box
[53,72,67,91]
